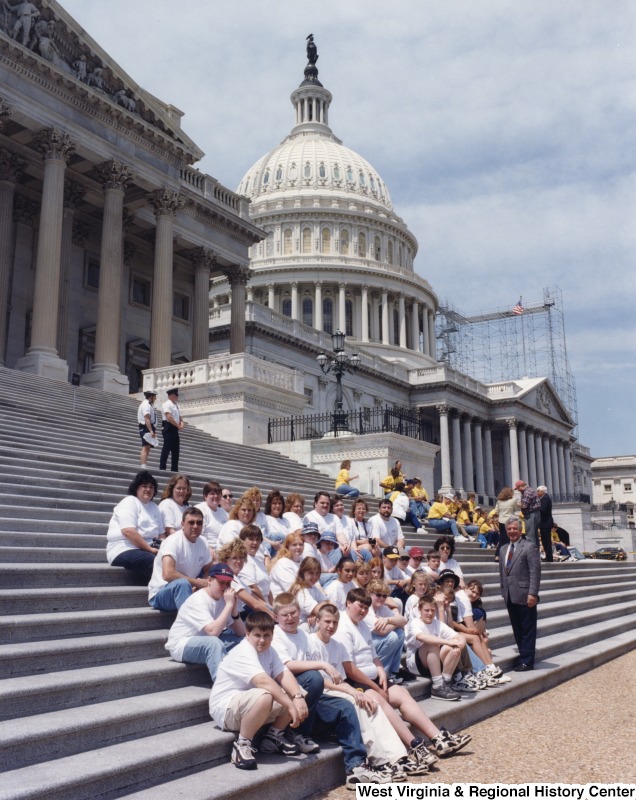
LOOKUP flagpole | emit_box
[520,296,527,377]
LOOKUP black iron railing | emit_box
[268,406,435,444]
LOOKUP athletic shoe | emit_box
[465,672,489,689]
[474,669,501,688]
[389,673,404,685]
[285,730,320,754]
[454,535,468,542]
[231,738,257,770]
[345,763,392,789]
[431,681,461,701]
[440,728,472,754]
[260,728,300,755]
[409,741,439,768]
[451,675,478,693]
[396,755,429,776]
[376,762,407,782]
[427,732,455,757]
[484,664,503,678]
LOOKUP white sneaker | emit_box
[451,675,478,693]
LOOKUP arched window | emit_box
[319,162,326,179]
[323,298,333,334]
[374,235,381,261]
[302,227,311,254]
[393,308,399,344]
[367,303,372,339]
[304,161,312,178]
[387,240,394,265]
[262,170,270,186]
[346,167,354,183]
[302,298,313,327]
[398,245,403,267]
[340,230,349,255]
[359,171,366,187]
[369,175,376,192]
[345,299,353,337]
[282,298,292,318]
[333,164,341,181]
[378,305,383,342]
[283,229,293,255]
[321,228,331,253]
[358,232,366,258]
[275,165,283,181]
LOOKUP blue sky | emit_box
[62,0,636,458]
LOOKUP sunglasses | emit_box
[222,494,233,499]
[371,592,389,598]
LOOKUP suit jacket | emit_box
[499,537,541,605]
[539,493,553,529]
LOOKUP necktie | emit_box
[506,543,515,573]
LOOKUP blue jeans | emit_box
[372,628,405,675]
[467,644,486,674]
[111,549,155,582]
[312,694,367,772]
[149,578,192,611]
[181,631,243,681]
[336,485,360,498]
[296,670,325,737]
[427,517,460,537]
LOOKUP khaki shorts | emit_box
[223,688,282,732]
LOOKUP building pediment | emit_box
[0,0,203,163]
[513,378,573,426]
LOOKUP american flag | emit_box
[512,298,524,315]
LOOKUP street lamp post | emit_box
[609,498,617,529]
[317,330,360,433]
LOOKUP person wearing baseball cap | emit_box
[382,546,408,593]
[404,546,425,576]
[166,562,245,681]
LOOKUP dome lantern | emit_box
[290,34,333,135]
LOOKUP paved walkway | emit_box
[313,649,636,798]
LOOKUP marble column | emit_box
[507,419,520,485]
[527,430,538,488]
[451,413,464,492]
[268,283,275,311]
[462,415,474,492]
[484,424,495,498]
[361,285,369,342]
[535,432,545,486]
[289,281,298,321]
[147,188,184,369]
[437,404,452,493]
[84,162,132,391]
[557,441,567,498]
[550,438,561,495]
[543,436,553,492]
[422,307,430,355]
[398,294,407,348]
[518,426,528,483]
[17,129,75,380]
[189,247,215,362]
[371,293,380,342]
[474,420,485,496]
[339,282,346,333]
[225,265,251,354]
[314,282,322,330]
[0,149,24,366]
[564,444,574,495]
[411,300,419,352]
[502,434,512,488]
[381,291,389,345]
[56,183,85,363]
[428,310,436,357]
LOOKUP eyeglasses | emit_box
[222,494,233,499]
[371,592,389,598]
[439,545,451,551]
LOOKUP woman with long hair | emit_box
[289,556,327,626]
[264,489,290,552]
[269,530,304,598]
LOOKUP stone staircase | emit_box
[1,366,636,799]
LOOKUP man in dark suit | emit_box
[499,516,541,671]
[537,486,554,562]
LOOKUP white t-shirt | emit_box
[384,564,405,583]
[147,531,210,600]
[391,493,410,522]
[166,588,232,662]
[237,554,271,600]
[302,541,319,560]
[159,498,188,532]
[272,625,318,664]
[405,616,457,673]
[365,603,394,631]
[283,511,303,531]
[265,516,290,540]
[106,496,164,563]
[324,579,356,611]
[195,502,228,549]
[310,633,350,681]
[294,584,326,623]
[439,557,464,580]
[405,594,422,621]
[217,520,269,561]
[367,514,403,546]
[137,399,156,426]
[269,557,300,598]
[316,550,335,573]
[162,398,180,425]
[350,518,369,542]
[303,510,344,537]
[453,588,472,623]
[339,516,359,547]
[332,610,378,679]
[209,639,285,729]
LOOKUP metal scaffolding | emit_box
[435,286,578,427]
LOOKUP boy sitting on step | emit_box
[208,611,308,771]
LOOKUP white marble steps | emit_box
[0,545,106,562]
[0,586,148,615]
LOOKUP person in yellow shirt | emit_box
[426,494,461,538]
[335,459,360,499]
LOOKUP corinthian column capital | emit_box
[188,246,216,271]
[0,98,13,131]
[147,187,184,217]
[33,128,76,163]
[224,264,251,287]
[0,149,25,182]
[98,160,133,192]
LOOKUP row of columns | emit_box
[436,405,574,498]
[0,115,248,382]
[260,280,435,356]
